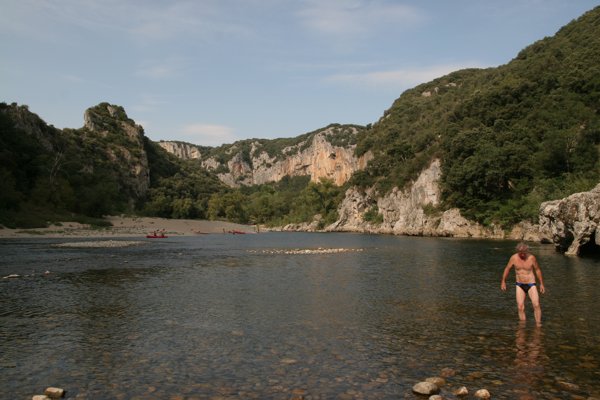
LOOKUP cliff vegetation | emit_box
[353,6,600,227]
[2,6,600,232]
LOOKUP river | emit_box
[1,233,599,399]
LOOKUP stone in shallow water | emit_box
[426,377,446,387]
[429,396,443,400]
[412,381,439,395]
[474,388,491,399]
[454,386,469,396]
[44,387,65,398]
[556,380,580,391]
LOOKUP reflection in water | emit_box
[1,234,600,399]
[512,323,546,399]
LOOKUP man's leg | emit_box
[528,287,542,326]
[516,286,526,321]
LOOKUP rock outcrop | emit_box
[158,141,203,160]
[159,125,372,187]
[539,184,600,255]
[328,159,506,239]
[83,103,150,201]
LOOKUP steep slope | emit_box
[353,6,600,227]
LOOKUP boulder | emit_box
[539,184,600,255]
[44,387,65,398]
[474,388,491,399]
[412,381,440,395]
[454,386,469,396]
[425,377,446,387]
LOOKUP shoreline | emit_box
[0,216,258,239]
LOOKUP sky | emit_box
[2,1,599,147]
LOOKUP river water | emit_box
[1,233,599,399]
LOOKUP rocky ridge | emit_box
[157,141,203,160]
[159,125,372,187]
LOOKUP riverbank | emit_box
[0,216,257,238]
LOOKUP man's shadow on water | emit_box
[511,322,547,399]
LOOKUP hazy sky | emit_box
[2,1,599,146]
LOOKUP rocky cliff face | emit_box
[157,141,203,160]
[83,103,150,201]
[539,184,600,255]
[160,125,372,187]
[324,159,543,240]
[327,159,498,237]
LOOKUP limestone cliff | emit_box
[323,159,544,240]
[83,103,150,201]
[158,141,204,160]
[327,159,500,238]
[539,184,600,255]
[160,125,372,187]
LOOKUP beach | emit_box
[0,216,258,238]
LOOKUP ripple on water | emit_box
[1,234,600,399]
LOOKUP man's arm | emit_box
[500,256,514,291]
[532,256,545,294]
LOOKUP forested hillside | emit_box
[1,6,599,230]
[353,6,600,226]
[0,103,225,227]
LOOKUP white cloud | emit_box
[297,0,422,37]
[135,61,181,79]
[326,63,487,90]
[181,123,238,147]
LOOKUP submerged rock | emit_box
[474,388,491,399]
[426,377,446,387]
[454,386,469,396]
[412,381,439,395]
[44,387,65,398]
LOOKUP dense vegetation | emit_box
[2,6,599,230]
[353,6,600,226]
[0,103,129,227]
[0,103,343,228]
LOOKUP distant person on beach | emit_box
[501,242,546,325]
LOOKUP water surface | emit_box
[1,233,599,399]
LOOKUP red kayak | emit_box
[146,234,168,238]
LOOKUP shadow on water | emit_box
[1,234,600,398]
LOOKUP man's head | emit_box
[516,242,529,259]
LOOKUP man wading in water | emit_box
[501,243,546,326]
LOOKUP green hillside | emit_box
[353,6,600,226]
[2,6,599,230]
